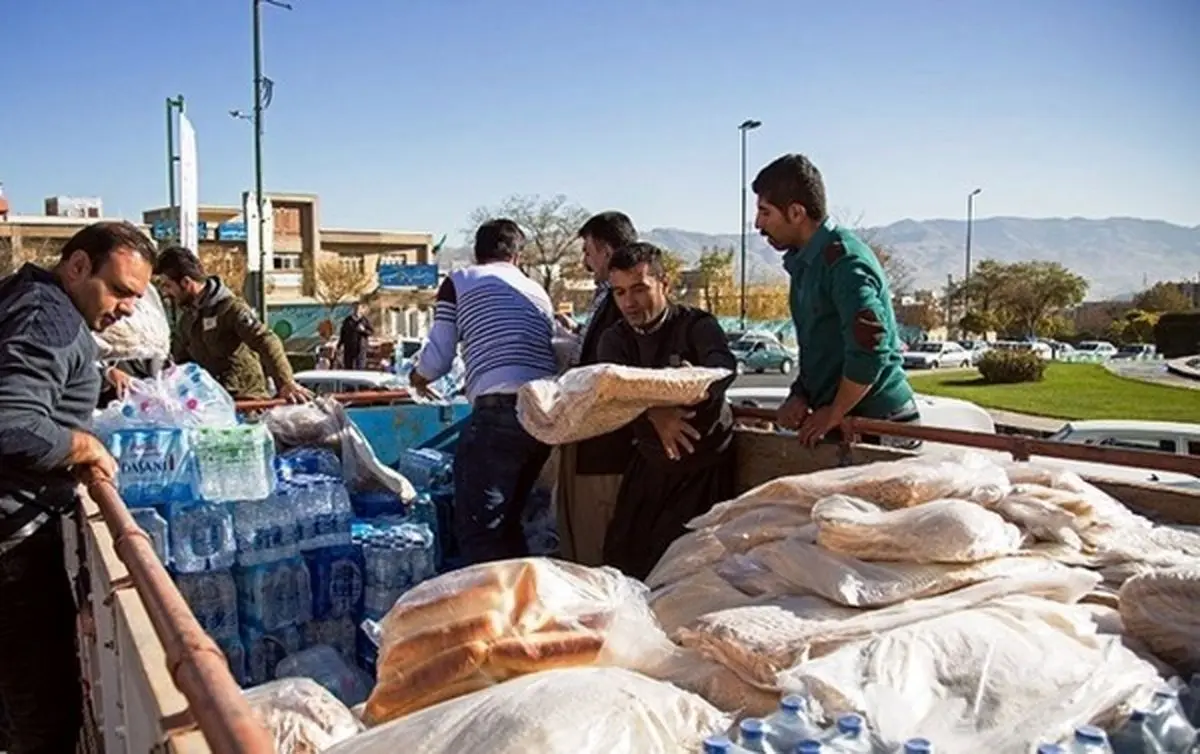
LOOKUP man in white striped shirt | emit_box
[410,219,558,564]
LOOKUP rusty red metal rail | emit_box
[235,388,413,412]
[732,405,1200,477]
[87,481,275,754]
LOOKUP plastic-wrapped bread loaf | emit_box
[244,678,364,754]
[811,495,1024,564]
[516,363,731,446]
[1118,563,1200,674]
[364,558,677,726]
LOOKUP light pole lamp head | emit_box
[970,188,982,198]
[739,119,763,131]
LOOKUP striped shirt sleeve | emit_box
[415,277,458,381]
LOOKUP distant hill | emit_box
[438,217,1200,300]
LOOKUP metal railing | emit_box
[235,388,413,412]
[731,405,1200,477]
[86,481,275,754]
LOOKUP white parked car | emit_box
[294,369,408,396]
[1048,420,1200,457]
[992,340,1053,360]
[724,387,996,434]
[1075,340,1118,359]
[902,341,972,369]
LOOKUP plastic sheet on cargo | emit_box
[515,363,731,446]
[1119,563,1200,675]
[244,677,364,754]
[330,667,731,754]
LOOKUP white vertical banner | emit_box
[243,191,261,272]
[178,113,199,252]
[261,196,274,273]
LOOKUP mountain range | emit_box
[442,217,1200,300]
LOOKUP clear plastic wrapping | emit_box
[515,363,732,446]
[243,677,364,754]
[364,558,677,725]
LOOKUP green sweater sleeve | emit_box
[829,253,890,387]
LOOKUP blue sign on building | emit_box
[217,221,247,241]
[151,220,207,242]
[378,263,439,289]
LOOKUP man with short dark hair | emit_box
[337,302,375,370]
[752,153,917,447]
[154,245,312,402]
[0,220,155,753]
[597,242,737,580]
[411,219,558,563]
[555,210,638,566]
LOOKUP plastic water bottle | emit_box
[194,425,275,502]
[304,544,365,621]
[1180,675,1200,728]
[796,741,824,754]
[407,494,442,567]
[110,428,197,506]
[275,447,342,480]
[233,495,300,567]
[738,718,772,753]
[395,448,453,491]
[174,570,239,641]
[234,555,313,631]
[702,736,734,754]
[1147,688,1197,752]
[240,623,303,686]
[902,739,933,754]
[1064,726,1112,753]
[823,714,872,753]
[766,694,823,751]
[216,635,248,686]
[350,489,404,518]
[130,505,170,565]
[1109,710,1162,754]
[168,501,236,573]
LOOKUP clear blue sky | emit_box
[1,0,1197,241]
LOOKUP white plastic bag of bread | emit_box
[329,667,731,754]
[516,363,732,446]
[363,557,678,725]
[243,677,365,754]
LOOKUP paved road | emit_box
[732,371,794,391]
[1106,360,1200,390]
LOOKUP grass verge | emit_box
[906,363,1200,422]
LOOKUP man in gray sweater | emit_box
[0,220,155,753]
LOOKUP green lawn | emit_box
[906,363,1200,422]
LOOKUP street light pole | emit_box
[963,187,982,335]
[251,0,268,322]
[738,119,762,332]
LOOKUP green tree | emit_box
[1000,261,1088,337]
[660,248,685,288]
[1108,309,1160,344]
[695,246,735,313]
[1133,282,1193,313]
[467,194,591,293]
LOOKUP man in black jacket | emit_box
[554,211,637,566]
[337,302,375,370]
[597,242,738,580]
[0,221,155,753]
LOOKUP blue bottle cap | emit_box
[1074,726,1106,743]
[836,714,863,735]
[780,694,807,714]
[796,741,823,754]
[702,735,732,754]
[739,718,765,740]
[903,738,932,754]
[1128,709,1147,722]
[1036,745,1064,754]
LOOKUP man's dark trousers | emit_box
[0,520,83,754]
[452,394,551,564]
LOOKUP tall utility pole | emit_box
[247,0,291,322]
[962,188,982,330]
[738,119,762,332]
[165,95,186,239]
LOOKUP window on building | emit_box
[340,256,366,274]
[382,254,409,266]
[273,253,302,270]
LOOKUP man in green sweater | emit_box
[752,153,918,447]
